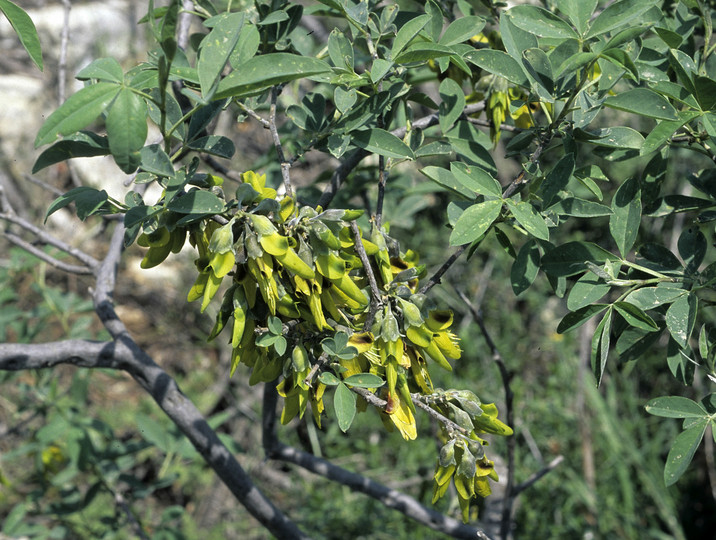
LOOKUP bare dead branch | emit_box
[0,186,99,270]
[3,231,94,275]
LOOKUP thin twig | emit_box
[3,232,93,275]
[349,221,382,329]
[512,455,565,495]
[502,131,554,200]
[0,186,99,270]
[418,244,467,295]
[24,174,65,198]
[412,393,470,437]
[269,86,293,197]
[302,352,329,388]
[374,155,387,230]
[237,101,271,129]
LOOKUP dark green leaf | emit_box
[614,301,659,331]
[666,294,697,348]
[421,166,474,199]
[450,162,502,198]
[328,28,354,70]
[352,128,414,160]
[586,0,659,39]
[591,307,613,385]
[449,199,502,246]
[557,303,609,333]
[198,12,244,98]
[548,198,612,217]
[334,382,357,432]
[35,83,120,147]
[694,76,716,111]
[0,0,43,70]
[506,199,549,241]
[439,78,465,133]
[567,273,610,311]
[540,153,575,208]
[140,145,174,177]
[542,241,619,277]
[605,88,678,120]
[637,243,682,271]
[76,57,123,83]
[610,177,641,257]
[646,396,707,418]
[106,88,148,173]
[439,16,486,46]
[32,131,110,173]
[624,286,686,310]
[511,239,540,295]
[216,53,330,99]
[464,50,528,87]
[556,0,597,36]
[393,42,456,64]
[187,135,236,159]
[392,14,430,57]
[506,5,578,39]
[663,424,706,486]
[167,190,224,214]
[588,127,644,149]
[678,227,707,274]
[44,187,109,222]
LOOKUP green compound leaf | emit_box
[334,382,357,432]
[216,53,331,99]
[35,82,121,147]
[450,199,502,246]
[0,0,43,70]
